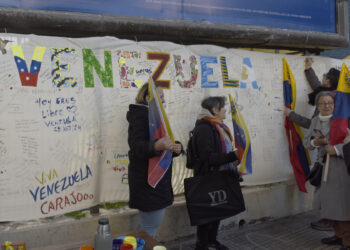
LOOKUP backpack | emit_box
[186,128,199,169]
[186,122,217,170]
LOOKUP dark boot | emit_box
[321,235,342,245]
[311,219,333,231]
[207,240,229,250]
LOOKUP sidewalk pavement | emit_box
[166,211,339,250]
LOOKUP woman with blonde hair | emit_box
[126,81,182,237]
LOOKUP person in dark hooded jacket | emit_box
[126,82,182,238]
[284,57,340,129]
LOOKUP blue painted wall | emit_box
[0,0,337,33]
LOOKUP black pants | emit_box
[196,220,220,245]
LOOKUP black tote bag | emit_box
[184,171,245,226]
[307,162,323,187]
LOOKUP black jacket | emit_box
[305,67,337,106]
[193,119,239,176]
[126,103,180,211]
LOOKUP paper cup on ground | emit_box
[153,246,166,250]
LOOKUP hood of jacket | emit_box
[197,108,215,120]
[126,103,148,124]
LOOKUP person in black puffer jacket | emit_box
[193,96,241,250]
[126,82,182,238]
[284,57,340,129]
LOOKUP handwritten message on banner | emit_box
[0,33,345,221]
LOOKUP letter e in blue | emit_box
[200,56,218,88]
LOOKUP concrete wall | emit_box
[0,179,314,249]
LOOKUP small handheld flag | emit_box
[330,63,350,145]
[282,58,311,193]
[324,63,350,181]
[229,94,252,174]
[148,77,174,188]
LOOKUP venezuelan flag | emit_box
[148,77,174,188]
[330,63,350,145]
[229,94,252,174]
[283,58,311,193]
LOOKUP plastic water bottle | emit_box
[95,218,113,250]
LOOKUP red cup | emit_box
[120,243,133,250]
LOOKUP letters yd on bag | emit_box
[184,171,245,226]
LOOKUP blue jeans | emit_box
[138,208,166,238]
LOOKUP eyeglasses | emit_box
[318,102,334,106]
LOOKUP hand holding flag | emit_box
[229,94,252,174]
[329,63,350,145]
[282,58,311,192]
[148,77,175,188]
[324,63,350,181]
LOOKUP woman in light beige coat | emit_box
[303,91,350,250]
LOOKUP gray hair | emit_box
[201,96,226,115]
[315,91,335,106]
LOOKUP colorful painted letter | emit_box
[117,50,143,88]
[50,48,77,88]
[173,55,198,88]
[83,49,113,88]
[147,52,170,89]
[200,56,218,88]
[220,56,239,88]
[11,45,46,87]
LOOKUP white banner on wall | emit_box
[0,34,345,221]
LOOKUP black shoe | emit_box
[321,235,342,245]
[311,219,333,231]
[339,246,350,250]
[208,241,229,250]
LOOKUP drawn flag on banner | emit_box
[148,77,175,188]
[229,94,252,174]
[240,58,259,89]
[282,58,311,193]
[330,63,350,145]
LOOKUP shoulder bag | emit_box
[307,162,323,187]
